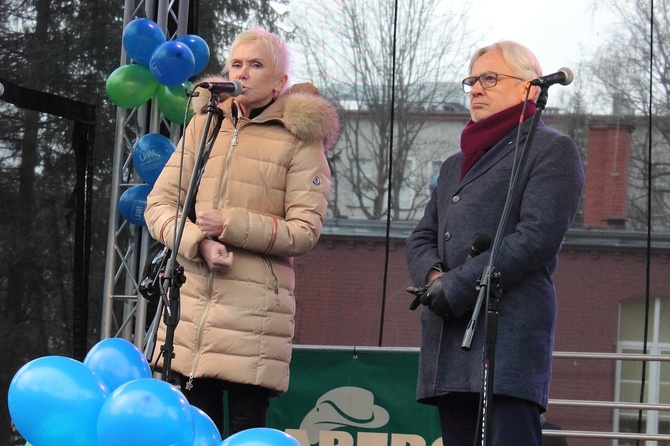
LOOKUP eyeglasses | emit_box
[461,72,525,93]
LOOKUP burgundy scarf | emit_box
[459,102,537,179]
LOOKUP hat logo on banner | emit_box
[299,386,390,444]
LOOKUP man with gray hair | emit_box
[405,41,584,445]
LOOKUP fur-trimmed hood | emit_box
[190,74,341,151]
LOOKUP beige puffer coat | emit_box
[144,80,340,394]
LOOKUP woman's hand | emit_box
[195,210,223,239]
[198,238,233,272]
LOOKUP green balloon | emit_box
[106,64,159,108]
[157,82,194,124]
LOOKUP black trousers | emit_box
[438,392,542,446]
[176,374,270,438]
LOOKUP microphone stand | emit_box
[469,86,550,446]
[159,90,222,383]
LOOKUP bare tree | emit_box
[290,0,470,220]
[588,0,670,230]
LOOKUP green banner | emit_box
[268,346,442,446]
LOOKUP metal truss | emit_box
[100,0,190,357]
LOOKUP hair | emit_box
[469,40,542,101]
[223,26,291,82]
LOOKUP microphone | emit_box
[409,234,491,311]
[529,67,574,87]
[0,82,4,97]
[195,79,243,96]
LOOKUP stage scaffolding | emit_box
[100,0,190,355]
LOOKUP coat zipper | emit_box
[186,271,215,390]
[187,128,240,390]
[218,128,239,204]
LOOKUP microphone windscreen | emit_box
[230,80,243,96]
[559,67,574,85]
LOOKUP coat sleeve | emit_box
[144,117,208,261]
[218,139,331,257]
[441,130,585,315]
[493,132,585,284]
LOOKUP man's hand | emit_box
[406,278,454,320]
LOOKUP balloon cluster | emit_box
[8,338,302,446]
[106,17,210,124]
[7,338,223,446]
[109,18,208,226]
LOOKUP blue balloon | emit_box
[175,34,210,76]
[191,405,222,446]
[221,428,302,446]
[122,18,166,67]
[150,40,195,86]
[84,338,152,393]
[8,356,110,446]
[133,133,175,185]
[119,184,153,226]
[97,378,195,446]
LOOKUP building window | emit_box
[615,297,670,445]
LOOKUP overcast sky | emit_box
[457,0,622,110]
[460,0,619,78]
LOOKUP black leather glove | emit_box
[406,278,455,320]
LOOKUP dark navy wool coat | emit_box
[405,118,585,410]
